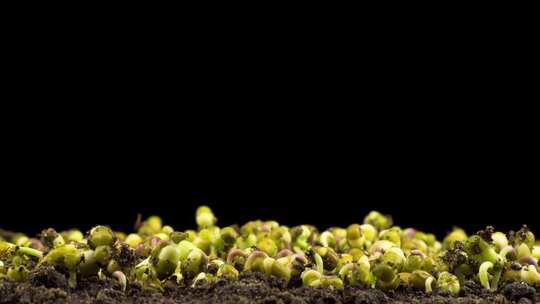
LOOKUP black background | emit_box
[1,25,537,239]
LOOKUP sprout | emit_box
[182,248,208,279]
[291,226,311,251]
[41,244,81,288]
[360,224,378,244]
[137,215,163,236]
[532,246,540,259]
[443,228,467,250]
[301,269,322,286]
[220,227,238,248]
[268,257,292,282]
[125,234,143,248]
[363,211,392,231]
[41,244,81,271]
[339,257,371,286]
[318,231,336,248]
[379,227,401,247]
[477,260,503,291]
[319,276,344,289]
[244,250,269,272]
[39,228,65,249]
[217,263,239,280]
[257,238,278,257]
[112,270,127,291]
[153,244,181,278]
[436,271,460,295]
[464,236,501,264]
[88,226,116,249]
[65,229,84,242]
[196,206,217,228]
[403,253,423,272]
[78,249,99,277]
[372,263,400,291]
[13,245,43,259]
[409,270,435,293]
[512,225,535,249]
[491,232,508,252]
[520,265,540,285]
[191,272,213,287]
[380,247,405,270]
[7,265,28,282]
[346,224,365,249]
[94,245,112,267]
[369,240,395,256]
[313,246,339,271]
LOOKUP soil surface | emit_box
[0,268,538,304]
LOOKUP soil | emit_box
[0,268,538,304]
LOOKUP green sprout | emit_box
[346,224,365,249]
[196,206,217,229]
[520,265,540,285]
[153,244,180,278]
[436,271,460,295]
[443,228,467,250]
[464,235,501,265]
[181,247,208,279]
[217,263,239,279]
[363,211,392,231]
[88,226,116,249]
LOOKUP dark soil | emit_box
[0,268,538,304]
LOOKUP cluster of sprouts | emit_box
[1,206,539,296]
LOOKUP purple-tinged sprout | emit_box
[226,249,247,264]
[369,240,394,256]
[491,232,508,252]
[112,270,127,292]
[244,250,269,272]
[28,238,46,252]
[411,249,427,259]
[276,249,294,259]
[519,256,538,268]
[292,253,308,265]
[403,228,417,239]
